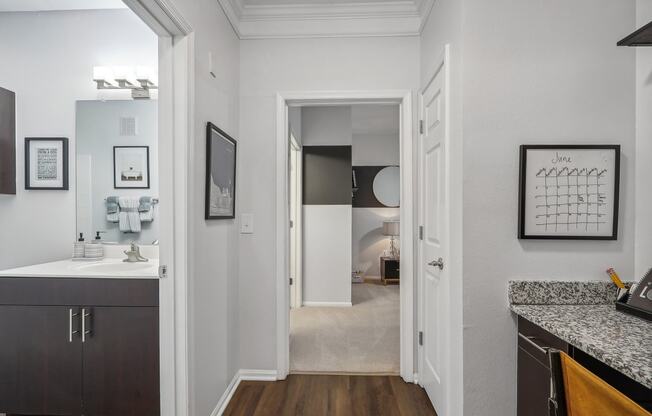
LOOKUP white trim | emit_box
[212,371,241,416]
[302,301,353,307]
[276,90,414,384]
[239,369,280,381]
[211,369,280,416]
[122,2,194,416]
[217,0,433,39]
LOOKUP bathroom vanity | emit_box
[0,254,160,416]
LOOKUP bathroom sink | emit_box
[74,261,155,274]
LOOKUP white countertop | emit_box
[0,245,160,279]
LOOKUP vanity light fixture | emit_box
[93,66,158,99]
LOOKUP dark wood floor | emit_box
[223,374,437,416]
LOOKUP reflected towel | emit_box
[560,352,651,416]
[106,196,119,223]
[139,196,154,222]
[118,197,141,233]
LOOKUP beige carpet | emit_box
[289,282,400,374]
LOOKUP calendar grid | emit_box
[534,167,608,232]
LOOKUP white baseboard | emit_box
[211,369,279,416]
[302,301,353,307]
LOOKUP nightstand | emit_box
[380,257,400,285]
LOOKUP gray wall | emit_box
[636,0,652,278]
[461,1,636,415]
[76,100,158,244]
[238,36,419,370]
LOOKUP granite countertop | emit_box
[509,280,652,390]
[511,303,651,389]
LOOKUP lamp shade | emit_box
[382,220,400,236]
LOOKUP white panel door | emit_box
[419,57,450,414]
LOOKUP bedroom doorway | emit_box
[277,91,414,381]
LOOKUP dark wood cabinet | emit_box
[380,257,400,285]
[0,306,82,415]
[0,278,159,416]
[83,307,160,416]
[517,316,652,414]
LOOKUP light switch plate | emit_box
[241,213,254,234]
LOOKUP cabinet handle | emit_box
[518,333,549,355]
[82,308,92,343]
[68,308,79,343]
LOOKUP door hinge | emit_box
[158,265,168,278]
[290,220,294,228]
[419,120,424,135]
[290,277,294,285]
[419,225,424,240]
[418,331,424,346]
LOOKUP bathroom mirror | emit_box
[372,166,400,207]
[75,100,158,244]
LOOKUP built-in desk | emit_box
[509,281,652,415]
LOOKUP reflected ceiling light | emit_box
[93,66,158,99]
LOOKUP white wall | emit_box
[76,100,159,244]
[460,1,636,415]
[303,205,352,305]
[0,9,157,271]
[636,0,652,278]
[352,207,399,277]
[301,106,352,145]
[163,0,241,414]
[238,36,419,370]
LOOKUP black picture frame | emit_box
[113,146,150,189]
[518,144,620,240]
[205,122,237,220]
[24,137,69,190]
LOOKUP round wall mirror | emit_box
[373,166,400,207]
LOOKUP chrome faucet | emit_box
[123,242,149,263]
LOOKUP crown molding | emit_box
[218,0,434,39]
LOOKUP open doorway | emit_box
[287,103,405,375]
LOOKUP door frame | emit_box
[289,134,303,309]
[275,90,415,382]
[121,1,193,415]
[417,45,464,416]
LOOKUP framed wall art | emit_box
[205,122,236,219]
[518,145,620,240]
[25,137,69,190]
[113,146,150,189]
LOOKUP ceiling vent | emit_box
[120,117,137,136]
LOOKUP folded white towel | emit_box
[118,197,141,233]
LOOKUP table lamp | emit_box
[382,220,400,259]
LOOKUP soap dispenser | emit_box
[73,233,85,259]
[84,231,105,259]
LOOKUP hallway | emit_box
[223,374,437,416]
[290,283,399,374]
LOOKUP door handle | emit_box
[69,308,79,343]
[428,257,444,270]
[81,308,92,342]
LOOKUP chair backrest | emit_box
[550,351,652,416]
[548,350,567,416]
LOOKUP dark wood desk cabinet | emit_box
[0,277,160,416]
[380,257,400,285]
[517,316,652,416]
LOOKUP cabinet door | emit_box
[517,346,550,416]
[82,307,159,416]
[0,305,82,415]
